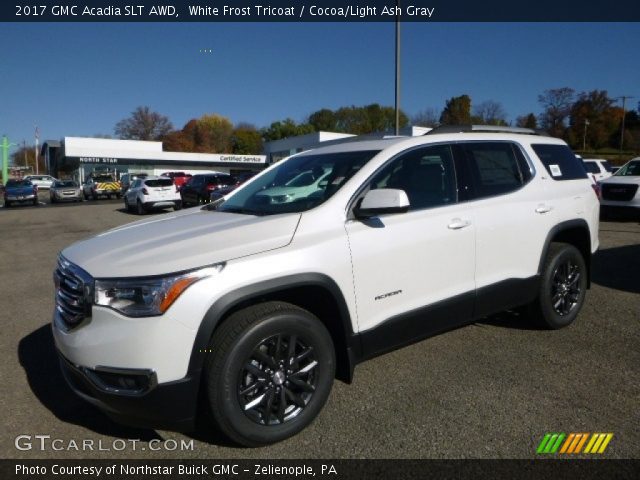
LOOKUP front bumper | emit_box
[6,194,36,201]
[57,349,199,431]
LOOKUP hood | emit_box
[61,207,301,278]
[6,186,35,195]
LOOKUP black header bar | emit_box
[6,1,640,22]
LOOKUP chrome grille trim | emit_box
[54,256,93,330]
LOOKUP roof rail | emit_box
[425,125,547,136]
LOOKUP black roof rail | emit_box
[424,125,548,136]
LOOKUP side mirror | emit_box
[354,189,410,218]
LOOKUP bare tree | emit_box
[412,107,440,127]
[472,100,507,125]
[538,88,575,138]
[115,106,173,140]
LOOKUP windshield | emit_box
[6,180,31,187]
[615,160,640,176]
[56,181,78,188]
[217,150,380,215]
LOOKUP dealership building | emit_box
[41,137,268,183]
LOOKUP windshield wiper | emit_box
[217,207,270,216]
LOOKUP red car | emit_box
[160,171,192,189]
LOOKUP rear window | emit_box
[583,161,600,174]
[93,176,114,182]
[601,161,613,172]
[6,180,31,187]
[145,179,174,187]
[531,144,588,181]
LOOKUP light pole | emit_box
[616,95,635,156]
[394,1,401,136]
[582,119,589,152]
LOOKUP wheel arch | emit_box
[538,219,592,287]
[188,274,359,386]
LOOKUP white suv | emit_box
[123,176,182,214]
[52,126,599,446]
[599,157,640,213]
[582,158,613,181]
[25,175,57,189]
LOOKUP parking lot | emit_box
[0,193,638,459]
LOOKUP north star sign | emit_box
[79,157,118,163]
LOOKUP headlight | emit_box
[94,264,224,317]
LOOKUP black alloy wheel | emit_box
[238,333,318,426]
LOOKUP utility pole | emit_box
[394,0,401,136]
[617,95,635,156]
[23,140,27,168]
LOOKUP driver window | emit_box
[369,144,457,211]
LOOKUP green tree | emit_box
[538,88,575,138]
[440,95,472,125]
[516,113,538,129]
[308,109,337,131]
[196,114,234,152]
[261,119,315,141]
[115,106,173,140]
[232,123,263,154]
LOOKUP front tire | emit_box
[528,243,587,329]
[204,302,335,447]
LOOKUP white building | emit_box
[41,137,267,182]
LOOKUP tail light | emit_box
[142,188,149,195]
[206,184,216,191]
[592,182,601,201]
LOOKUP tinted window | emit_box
[462,142,526,198]
[145,179,173,187]
[583,161,600,174]
[369,144,457,210]
[531,144,588,180]
[58,181,78,188]
[601,161,613,172]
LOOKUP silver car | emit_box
[50,180,83,203]
[25,175,57,190]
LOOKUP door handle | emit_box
[448,218,471,230]
[535,204,553,214]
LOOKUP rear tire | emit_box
[204,301,335,447]
[527,243,587,329]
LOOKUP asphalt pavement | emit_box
[0,194,638,459]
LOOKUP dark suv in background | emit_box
[180,173,236,206]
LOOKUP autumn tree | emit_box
[516,113,538,129]
[566,90,619,150]
[440,95,472,125]
[537,88,575,138]
[308,109,337,131]
[232,123,263,155]
[115,106,173,140]
[412,108,440,127]
[162,114,235,153]
[472,100,507,125]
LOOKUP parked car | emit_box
[599,157,640,214]
[53,126,599,446]
[180,173,236,206]
[209,172,257,203]
[4,179,38,207]
[24,175,57,190]
[124,176,182,214]
[160,171,192,190]
[50,180,83,203]
[120,173,148,195]
[582,158,613,181]
[82,173,121,200]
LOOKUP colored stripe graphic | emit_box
[539,433,613,454]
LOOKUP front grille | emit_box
[54,257,93,330]
[601,183,638,202]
